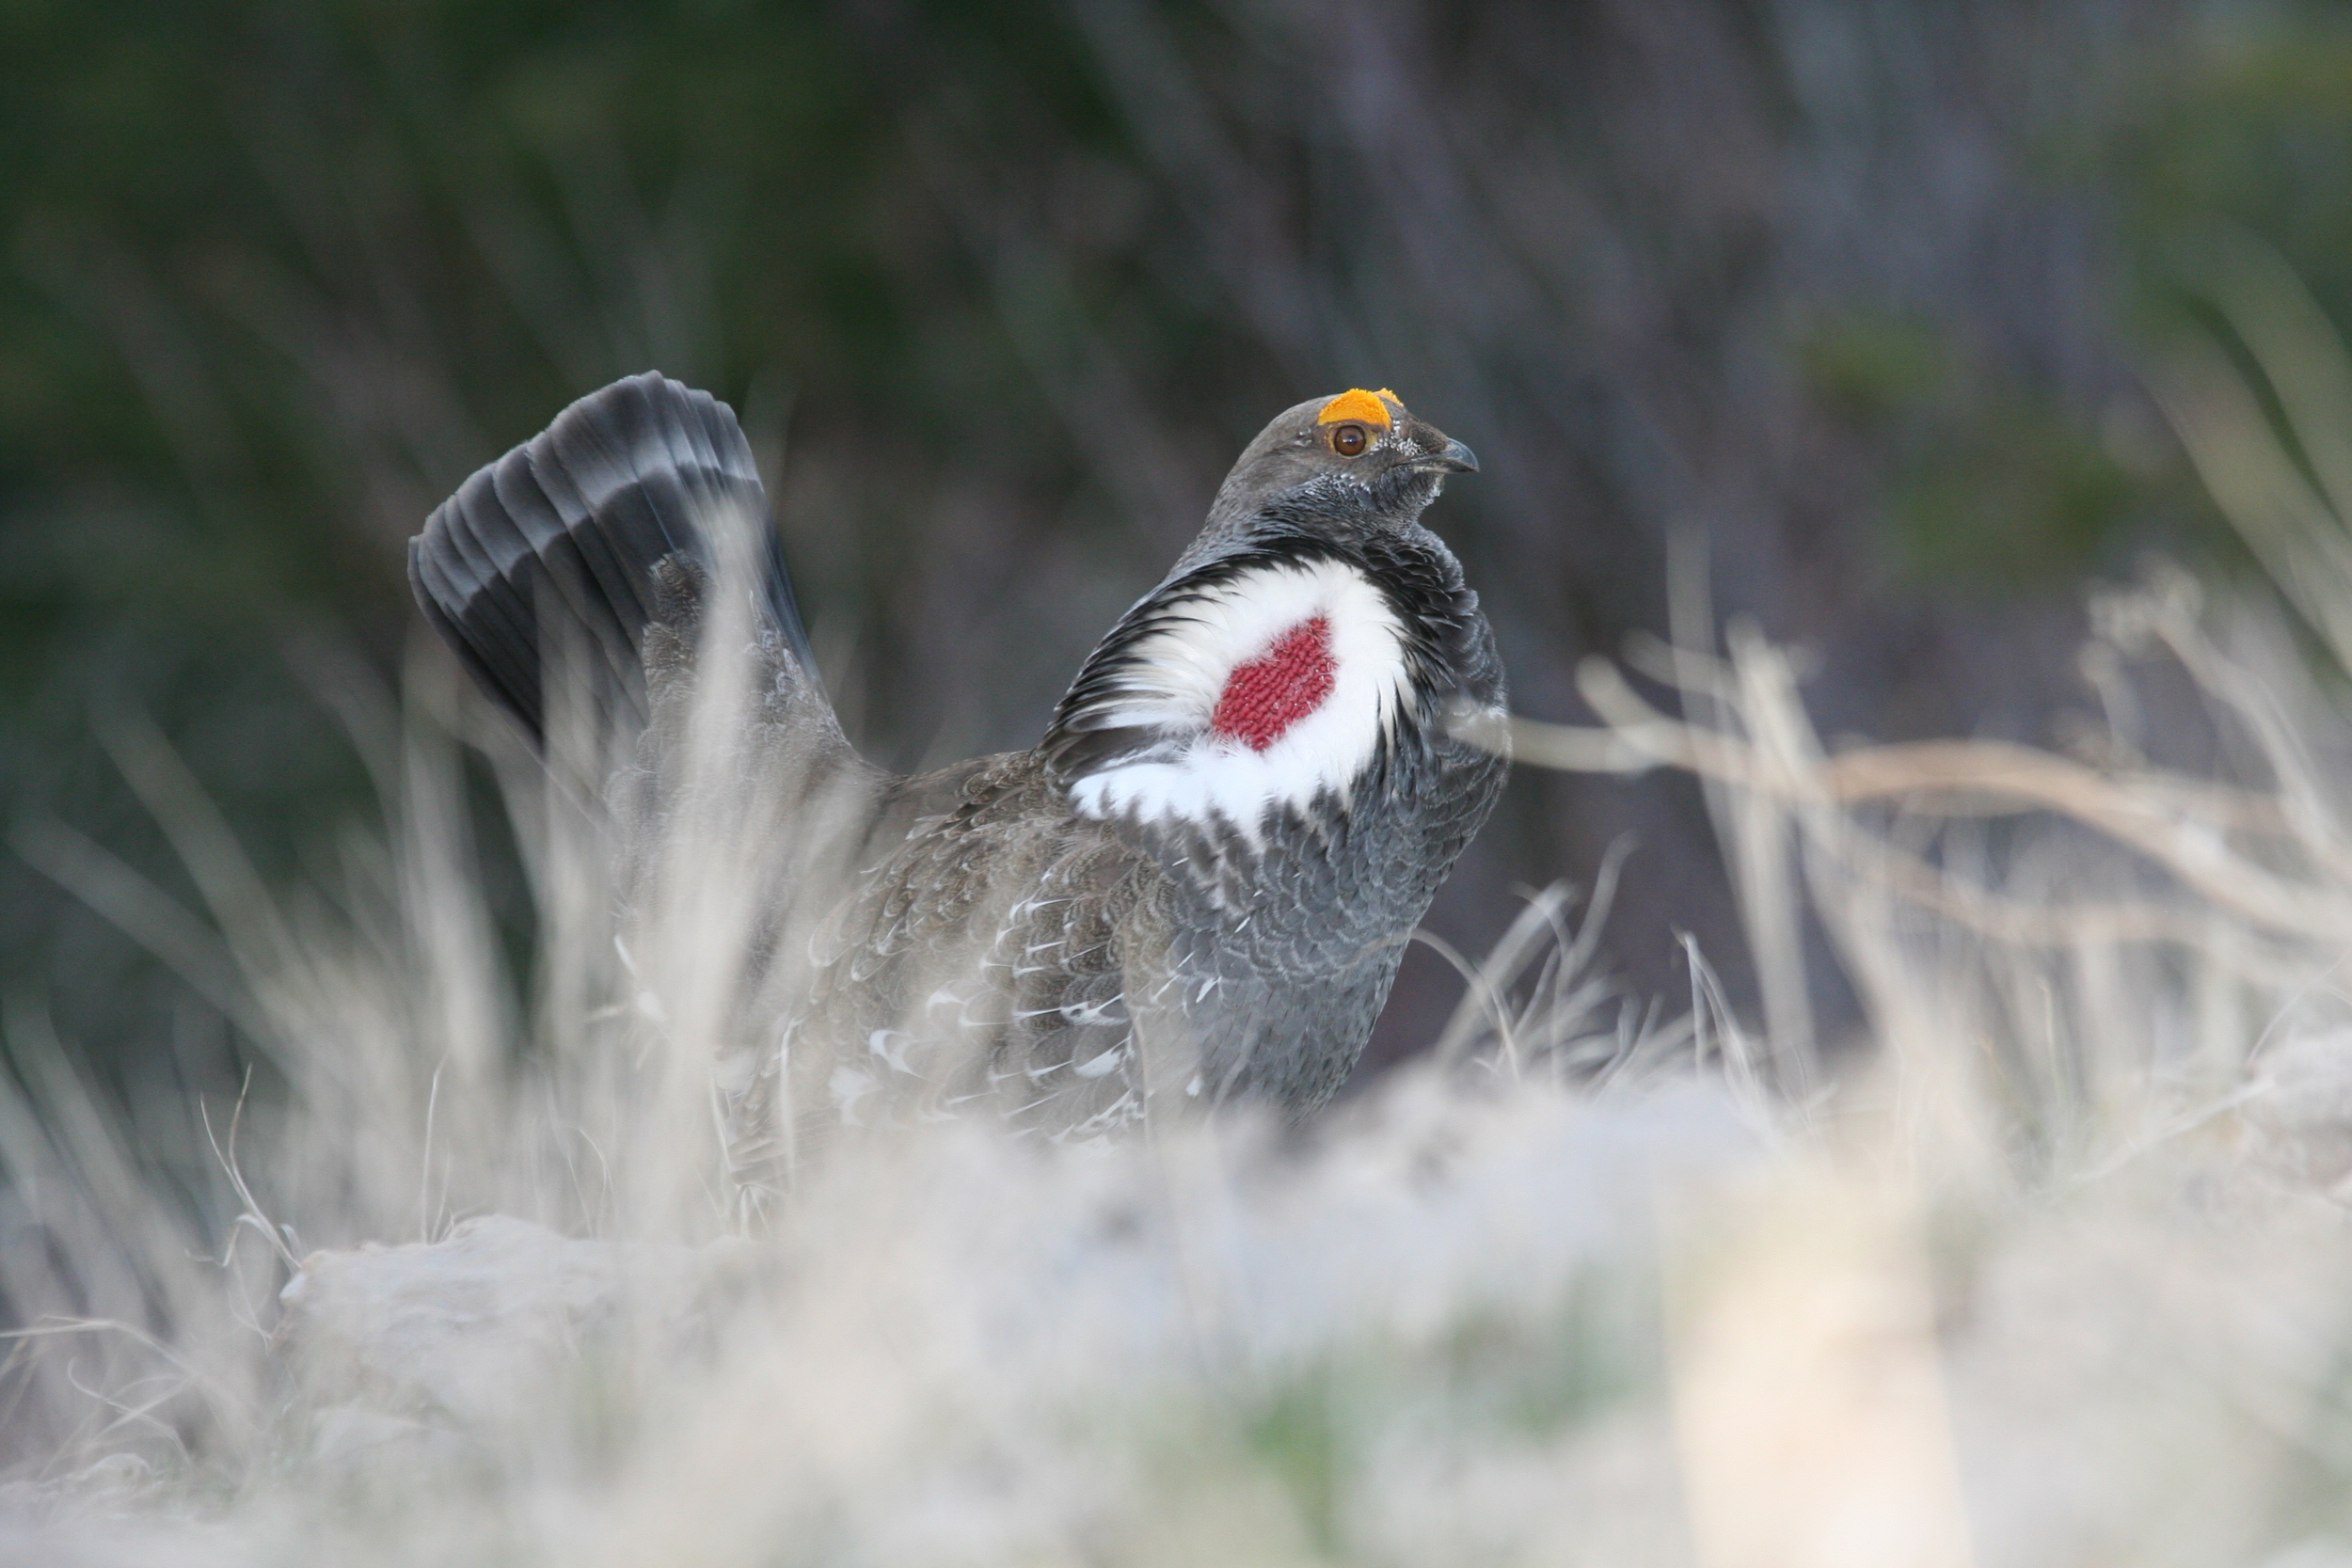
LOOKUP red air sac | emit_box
[1212,616,1337,751]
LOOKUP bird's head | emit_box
[1200,388,1477,546]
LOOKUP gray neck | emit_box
[1170,469,1451,577]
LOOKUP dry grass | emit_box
[17,253,2352,1566]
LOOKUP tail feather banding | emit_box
[408,371,811,745]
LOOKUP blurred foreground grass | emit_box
[12,253,2352,1565]
[30,8,2352,1561]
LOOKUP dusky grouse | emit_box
[410,375,1506,1177]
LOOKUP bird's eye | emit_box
[1330,422,1369,457]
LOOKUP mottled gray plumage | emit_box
[410,374,1506,1178]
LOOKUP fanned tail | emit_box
[407,371,814,747]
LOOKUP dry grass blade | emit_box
[30,271,2352,1565]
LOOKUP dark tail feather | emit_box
[407,372,813,746]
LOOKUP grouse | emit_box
[409,376,1506,1174]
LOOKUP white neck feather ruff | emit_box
[1064,557,1413,839]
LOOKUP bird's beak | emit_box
[1409,437,1479,475]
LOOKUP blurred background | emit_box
[0,0,2326,1106]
